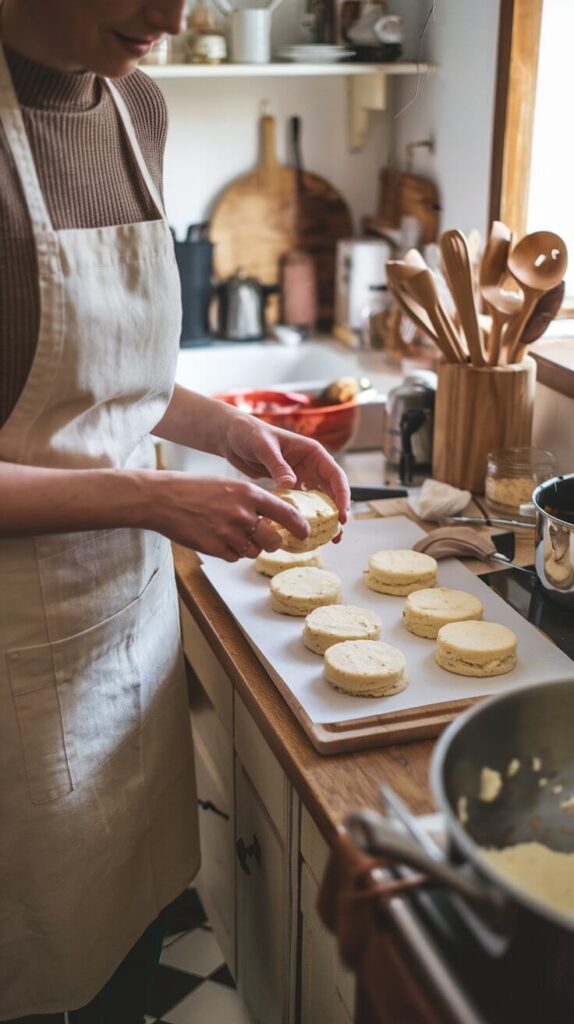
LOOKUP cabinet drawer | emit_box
[235,693,289,841]
[179,599,232,734]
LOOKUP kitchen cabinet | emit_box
[180,598,297,1023]
[299,808,355,1024]
[235,759,290,1024]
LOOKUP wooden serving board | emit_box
[210,115,353,327]
[201,516,573,754]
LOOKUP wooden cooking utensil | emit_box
[520,279,565,346]
[479,220,512,290]
[440,229,486,365]
[386,261,445,354]
[506,232,568,362]
[401,266,465,363]
[210,114,353,326]
[481,285,522,366]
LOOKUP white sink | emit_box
[175,339,399,395]
[162,339,400,474]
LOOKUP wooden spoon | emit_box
[399,265,466,363]
[440,229,486,365]
[479,220,512,290]
[505,231,568,362]
[512,279,566,349]
[386,262,443,353]
[481,285,522,366]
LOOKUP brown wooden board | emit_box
[364,167,440,245]
[210,115,353,327]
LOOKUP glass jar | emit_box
[485,447,557,519]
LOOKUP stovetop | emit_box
[479,564,574,661]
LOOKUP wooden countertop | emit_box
[174,502,534,845]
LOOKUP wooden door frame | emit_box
[488,0,544,236]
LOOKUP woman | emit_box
[0,1,350,1021]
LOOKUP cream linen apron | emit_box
[0,45,199,1019]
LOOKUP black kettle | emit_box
[172,222,214,347]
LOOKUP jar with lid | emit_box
[485,447,557,519]
[185,1,227,64]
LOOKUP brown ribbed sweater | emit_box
[0,44,168,427]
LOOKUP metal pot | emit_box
[216,271,277,341]
[347,679,574,1023]
[382,370,436,484]
[533,473,574,608]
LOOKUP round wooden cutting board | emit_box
[210,115,353,327]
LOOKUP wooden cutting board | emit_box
[364,167,440,245]
[210,115,353,327]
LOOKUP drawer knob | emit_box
[236,833,261,876]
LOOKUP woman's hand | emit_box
[144,473,310,562]
[221,414,351,528]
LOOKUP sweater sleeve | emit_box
[115,69,168,204]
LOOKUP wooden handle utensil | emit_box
[440,229,486,365]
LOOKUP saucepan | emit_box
[346,679,574,1023]
[533,473,574,608]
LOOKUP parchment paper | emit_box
[201,516,573,726]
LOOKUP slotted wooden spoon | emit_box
[505,231,568,362]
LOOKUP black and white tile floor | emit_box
[144,889,251,1024]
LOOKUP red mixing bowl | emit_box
[214,388,359,453]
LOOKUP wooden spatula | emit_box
[440,229,486,365]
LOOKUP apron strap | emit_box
[104,77,166,219]
[0,43,55,237]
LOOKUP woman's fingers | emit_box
[256,491,310,541]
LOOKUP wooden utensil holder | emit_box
[432,356,536,493]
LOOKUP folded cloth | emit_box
[413,526,496,561]
[408,479,471,521]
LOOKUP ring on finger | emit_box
[247,514,263,543]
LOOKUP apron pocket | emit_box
[7,553,173,804]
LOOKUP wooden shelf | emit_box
[144,60,434,150]
[143,60,431,79]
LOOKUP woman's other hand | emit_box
[144,474,311,562]
[221,415,351,529]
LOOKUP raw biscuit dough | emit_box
[403,587,484,638]
[303,604,381,655]
[435,620,517,677]
[274,489,340,553]
[324,639,407,698]
[270,566,342,616]
[255,547,322,577]
[365,549,437,597]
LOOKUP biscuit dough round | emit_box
[303,605,381,655]
[365,549,437,596]
[273,489,340,552]
[324,639,407,697]
[255,548,322,577]
[435,620,517,677]
[270,566,342,616]
[403,587,484,638]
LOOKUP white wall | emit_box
[159,0,502,244]
[391,0,501,238]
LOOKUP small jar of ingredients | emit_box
[485,447,557,520]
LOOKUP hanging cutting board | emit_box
[210,115,353,327]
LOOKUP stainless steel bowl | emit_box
[533,473,574,608]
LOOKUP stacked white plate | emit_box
[278,44,354,63]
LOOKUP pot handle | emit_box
[346,809,513,954]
